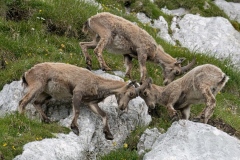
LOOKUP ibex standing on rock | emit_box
[18,62,138,140]
[79,12,195,85]
[136,64,229,123]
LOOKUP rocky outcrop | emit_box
[171,14,240,68]
[138,120,240,160]
[0,70,151,160]
[214,0,240,23]
[137,9,240,69]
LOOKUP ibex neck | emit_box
[98,78,126,96]
[152,84,166,103]
[154,46,176,66]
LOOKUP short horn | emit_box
[181,58,196,73]
[135,78,152,94]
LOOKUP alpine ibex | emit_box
[136,64,229,123]
[79,12,195,85]
[18,62,138,140]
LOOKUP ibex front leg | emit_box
[71,91,83,136]
[89,103,113,140]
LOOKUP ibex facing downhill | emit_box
[79,12,195,85]
[136,64,229,123]
[18,62,138,140]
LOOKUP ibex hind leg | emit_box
[79,40,98,70]
[18,84,43,114]
[195,86,216,123]
[90,23,112,71]
[124,55,133,80]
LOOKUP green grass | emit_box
[98,148,139,160]
[0,0,240,159]
[0,113,70,160]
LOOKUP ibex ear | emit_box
[175,57,186,65]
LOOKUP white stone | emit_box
[171,14,240,68]
[142,120,240,160]
[152,16,176,45]
[136,12,176,45]
[161,7,189,16]
[136,12,151,24]
[137,128,161,155]
[0,81,23,116]
[214,0,240,23]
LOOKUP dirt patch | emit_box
[0,151,4,160]
[208,118,240,139]
[45,19,79,38]
[6,5,31,21]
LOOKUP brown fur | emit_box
[137,64,229,123]
[79,12,195,85]
[18,62,137,140]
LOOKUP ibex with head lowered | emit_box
[136,64,229,123]
[79,12,195,85]
[18,62,138,140]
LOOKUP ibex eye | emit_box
[129,92,134,97]
[143,91,148,97]
[175,70,180,75]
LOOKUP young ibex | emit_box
[79,12,195,85]
[136,64,229,123]
[18,62,138,140]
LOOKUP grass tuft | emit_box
[0,113,70,160]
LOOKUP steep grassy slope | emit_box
[0,0,240,159]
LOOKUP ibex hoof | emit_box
[86,65,92,70]
[103,130,114,140]
[43,118,51,123]
[71,126,79,136]
[102,66,112,71]
[192,117,201,122]
[105,133,114,140]
[171,114,179,123]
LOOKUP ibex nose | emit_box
[119,104,126,111]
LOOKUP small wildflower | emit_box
[112,141,117,146]
[61,44,65,48]
[31,28,35,31]
[218,92,221,94]
[17,132,22,137]
[3,143,7,147]
[5,60,8,65]
[12,146,16,150]
[123,143,128,148]
[39,10,42,13]
[59,49,63,52]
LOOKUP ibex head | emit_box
[163,58,196,85]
